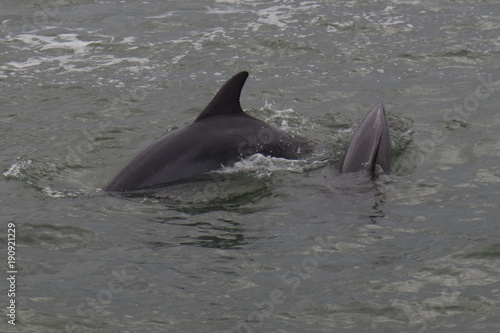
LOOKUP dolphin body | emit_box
[104,71,308,192]
[104,71,391,192]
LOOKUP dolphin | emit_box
[338,102,391,176]
[104,71,309,192]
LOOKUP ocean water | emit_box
[1,1,500,332]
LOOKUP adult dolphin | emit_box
[104,71,309,192]
[338,102,391,176]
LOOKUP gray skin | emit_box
[104,71,308,192]
[338,102,391,176]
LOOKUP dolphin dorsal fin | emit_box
[195,71,249,121]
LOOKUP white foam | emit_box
[15,34,93,54]
[7,57,43,69]
[214,0,246,4]
[217,153,311,178]
[207,9,241,16]
[119,36,136,44]
[256,5,293,29]
[3,159,32,178]
[191,28,230,51]
[43,187,67,199]
[172,50,189,64]
[43,187,91,199]
[145,11,177,19]
[255,2,320,30]
[2,33,150,74]
[4,52,149,74]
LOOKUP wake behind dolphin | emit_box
[104,71,391,192]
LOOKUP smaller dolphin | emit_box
[338,102,391,176]
[104,71,308,192]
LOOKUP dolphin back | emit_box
[103,71,307,192]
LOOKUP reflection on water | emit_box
[150,217,248,249]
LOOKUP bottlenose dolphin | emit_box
[338,102,391,176]
[104,71,308,192]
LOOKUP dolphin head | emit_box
[339,102,391,177]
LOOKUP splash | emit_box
[217,153,325,178]
[3,159,33,178]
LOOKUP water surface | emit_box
[1,1,500,332]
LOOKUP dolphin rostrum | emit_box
[338,102,391,176]
[104,71,308,192]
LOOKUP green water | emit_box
[1,1,500,332]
